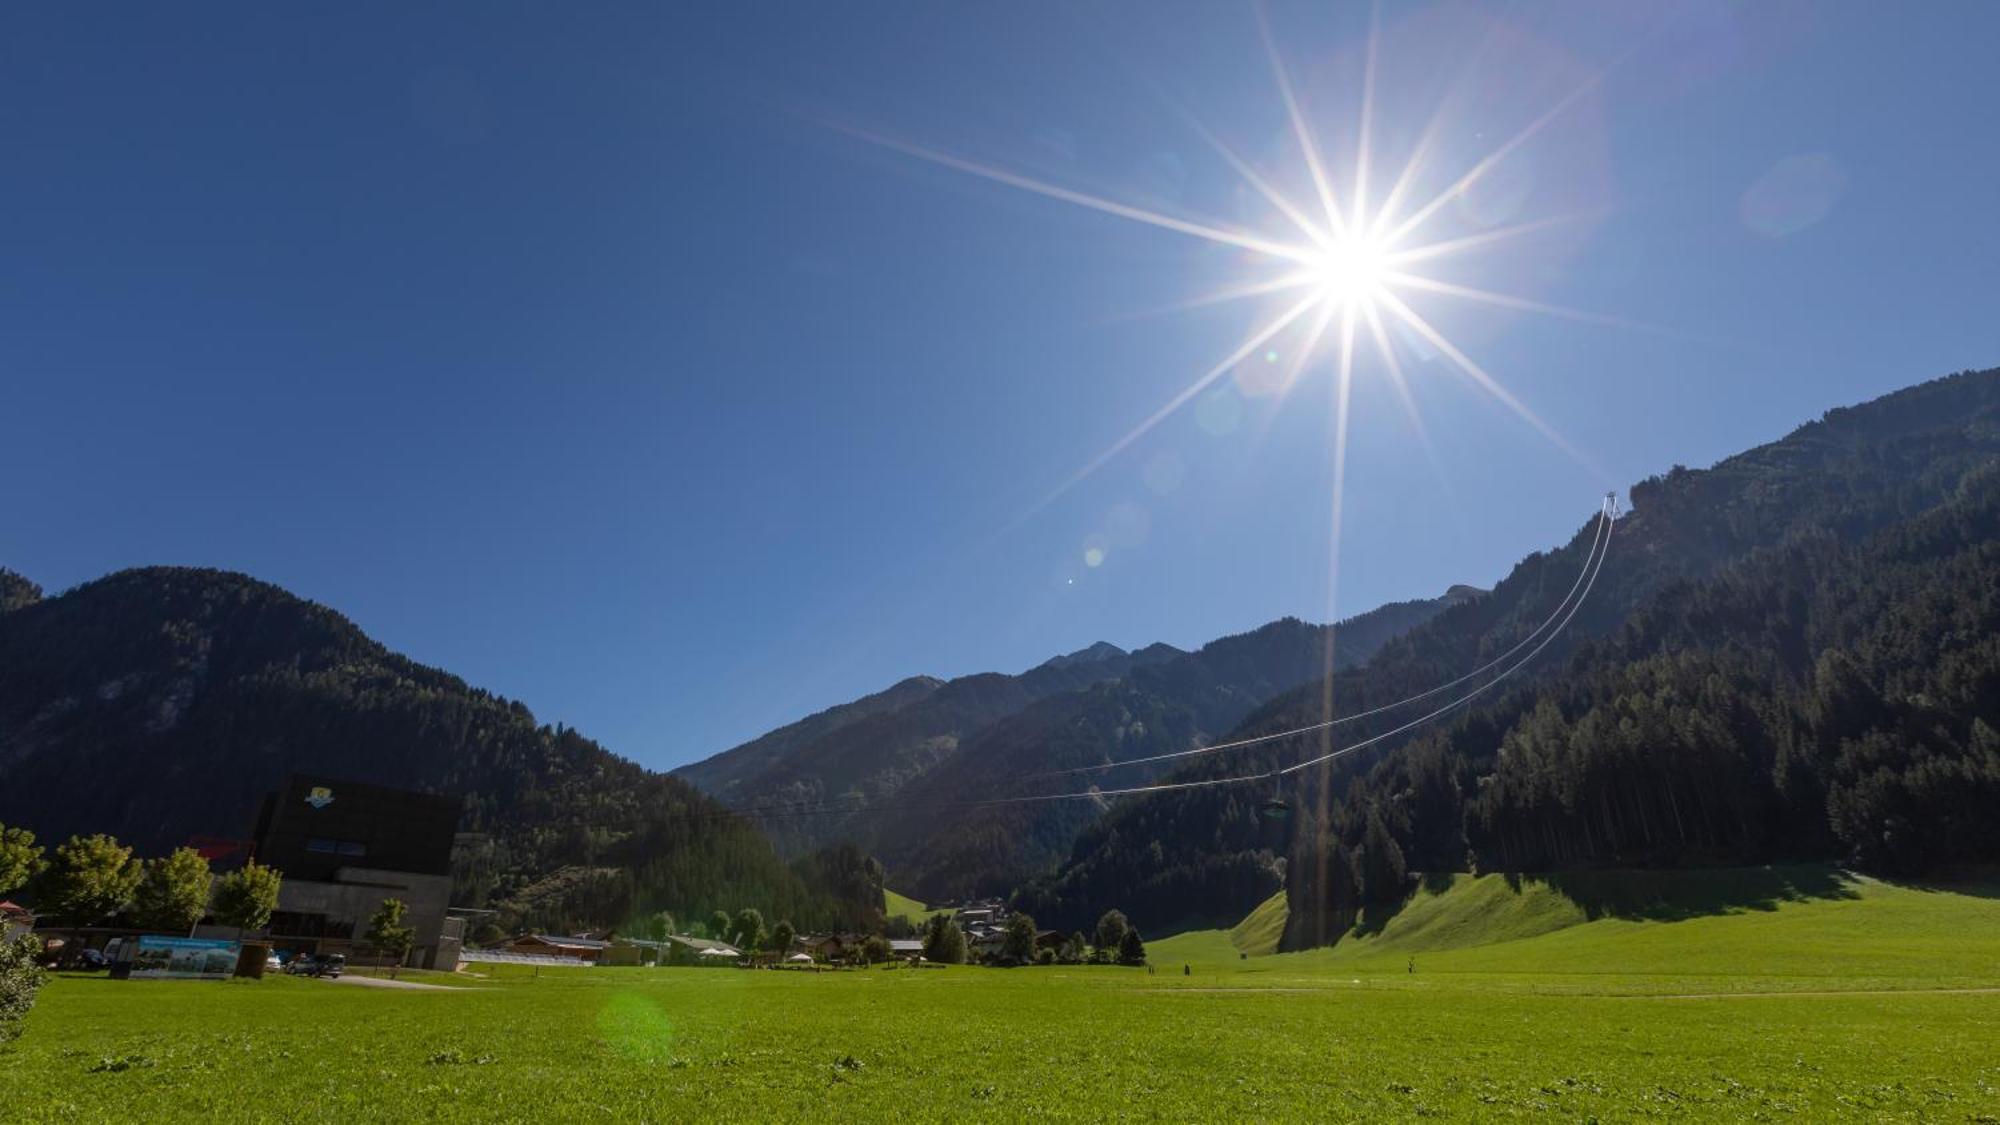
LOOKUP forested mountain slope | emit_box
[1015,366,2000,944]
[0,568,876,934]
[675,597,1456,874]
[876,602,1456,901]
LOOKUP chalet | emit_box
[504,934,612,962]
[887,939,923,961]
[800,932,865,961]
[662,934,742,966]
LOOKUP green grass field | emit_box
[9,867,1999,1121]
[882,887,951,925]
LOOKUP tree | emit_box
[921,913,966,964]
[0,824,45,897]
[365,898,416,976]
[710,910,734,945]
[860,934,892,964]
[131,847,212,933]
[769,920,796,955]
[1060,931,1088,964]
[44,834,141,925]
[629,911,675,942]
[1002,911,1038,964]
[0,933,47,1044]
[732,908,766,952]
[1117,927,1146,966]
[1355,811,1409,908]
[212,860,283,935]
[1093,909,1130,959]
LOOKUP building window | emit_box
[305,837,367,857]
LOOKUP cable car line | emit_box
[970,495,1615,807]
[1028,498,1613,780]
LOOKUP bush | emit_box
[1,934,47,1043]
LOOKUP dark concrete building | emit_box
[248,775,464,968]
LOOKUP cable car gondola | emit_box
[1259,776,1291,820]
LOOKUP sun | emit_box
[1306,232,1393,310]
[834,4,1613,511]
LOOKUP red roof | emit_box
[0,900,32,919]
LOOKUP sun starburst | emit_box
[833,8,1620,520]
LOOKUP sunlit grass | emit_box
[883,888,952,925]
[9,869,1998,1121]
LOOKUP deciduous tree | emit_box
[1093,909,1129,959]
[365,898,416,975]
[0,824,45,897]
[732,907,765,952]
[212,860,283,935]
[44,834,141,925]
[131,847,212,933]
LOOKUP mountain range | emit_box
[672,597,1466,900]
[5,364,1995,950]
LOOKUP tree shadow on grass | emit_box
[1898,867,2000,900]
[1532,864,1860,922]
[1350,872,1458,939]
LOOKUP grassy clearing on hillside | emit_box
[1228,890,1288,956]
[9,870,1998,1121]
[883,888,950,924]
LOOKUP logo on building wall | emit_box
[304,786,336,810]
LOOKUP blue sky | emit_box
[4,2,1997,770]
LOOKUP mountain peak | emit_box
[1037,641,1128,670]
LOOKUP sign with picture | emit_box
[130,935,240,980]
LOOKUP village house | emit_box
[503,933,612,962]
[661,934,742,967]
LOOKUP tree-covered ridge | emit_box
[0,567,873,935]
[675,592,1452,897]
[875,601,1456,902]
[1017,366,2000,941]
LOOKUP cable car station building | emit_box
[249,775,464,968]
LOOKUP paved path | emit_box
[322,973,464,992]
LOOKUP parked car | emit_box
[285,952,345,978]
[69,947,110,972]
[265,950,284,973]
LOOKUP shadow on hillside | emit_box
[1513,864,1861,922]
[1900,868,2000,900]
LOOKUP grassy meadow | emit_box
[882,888,952,926]
[8,867,1999,1122]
